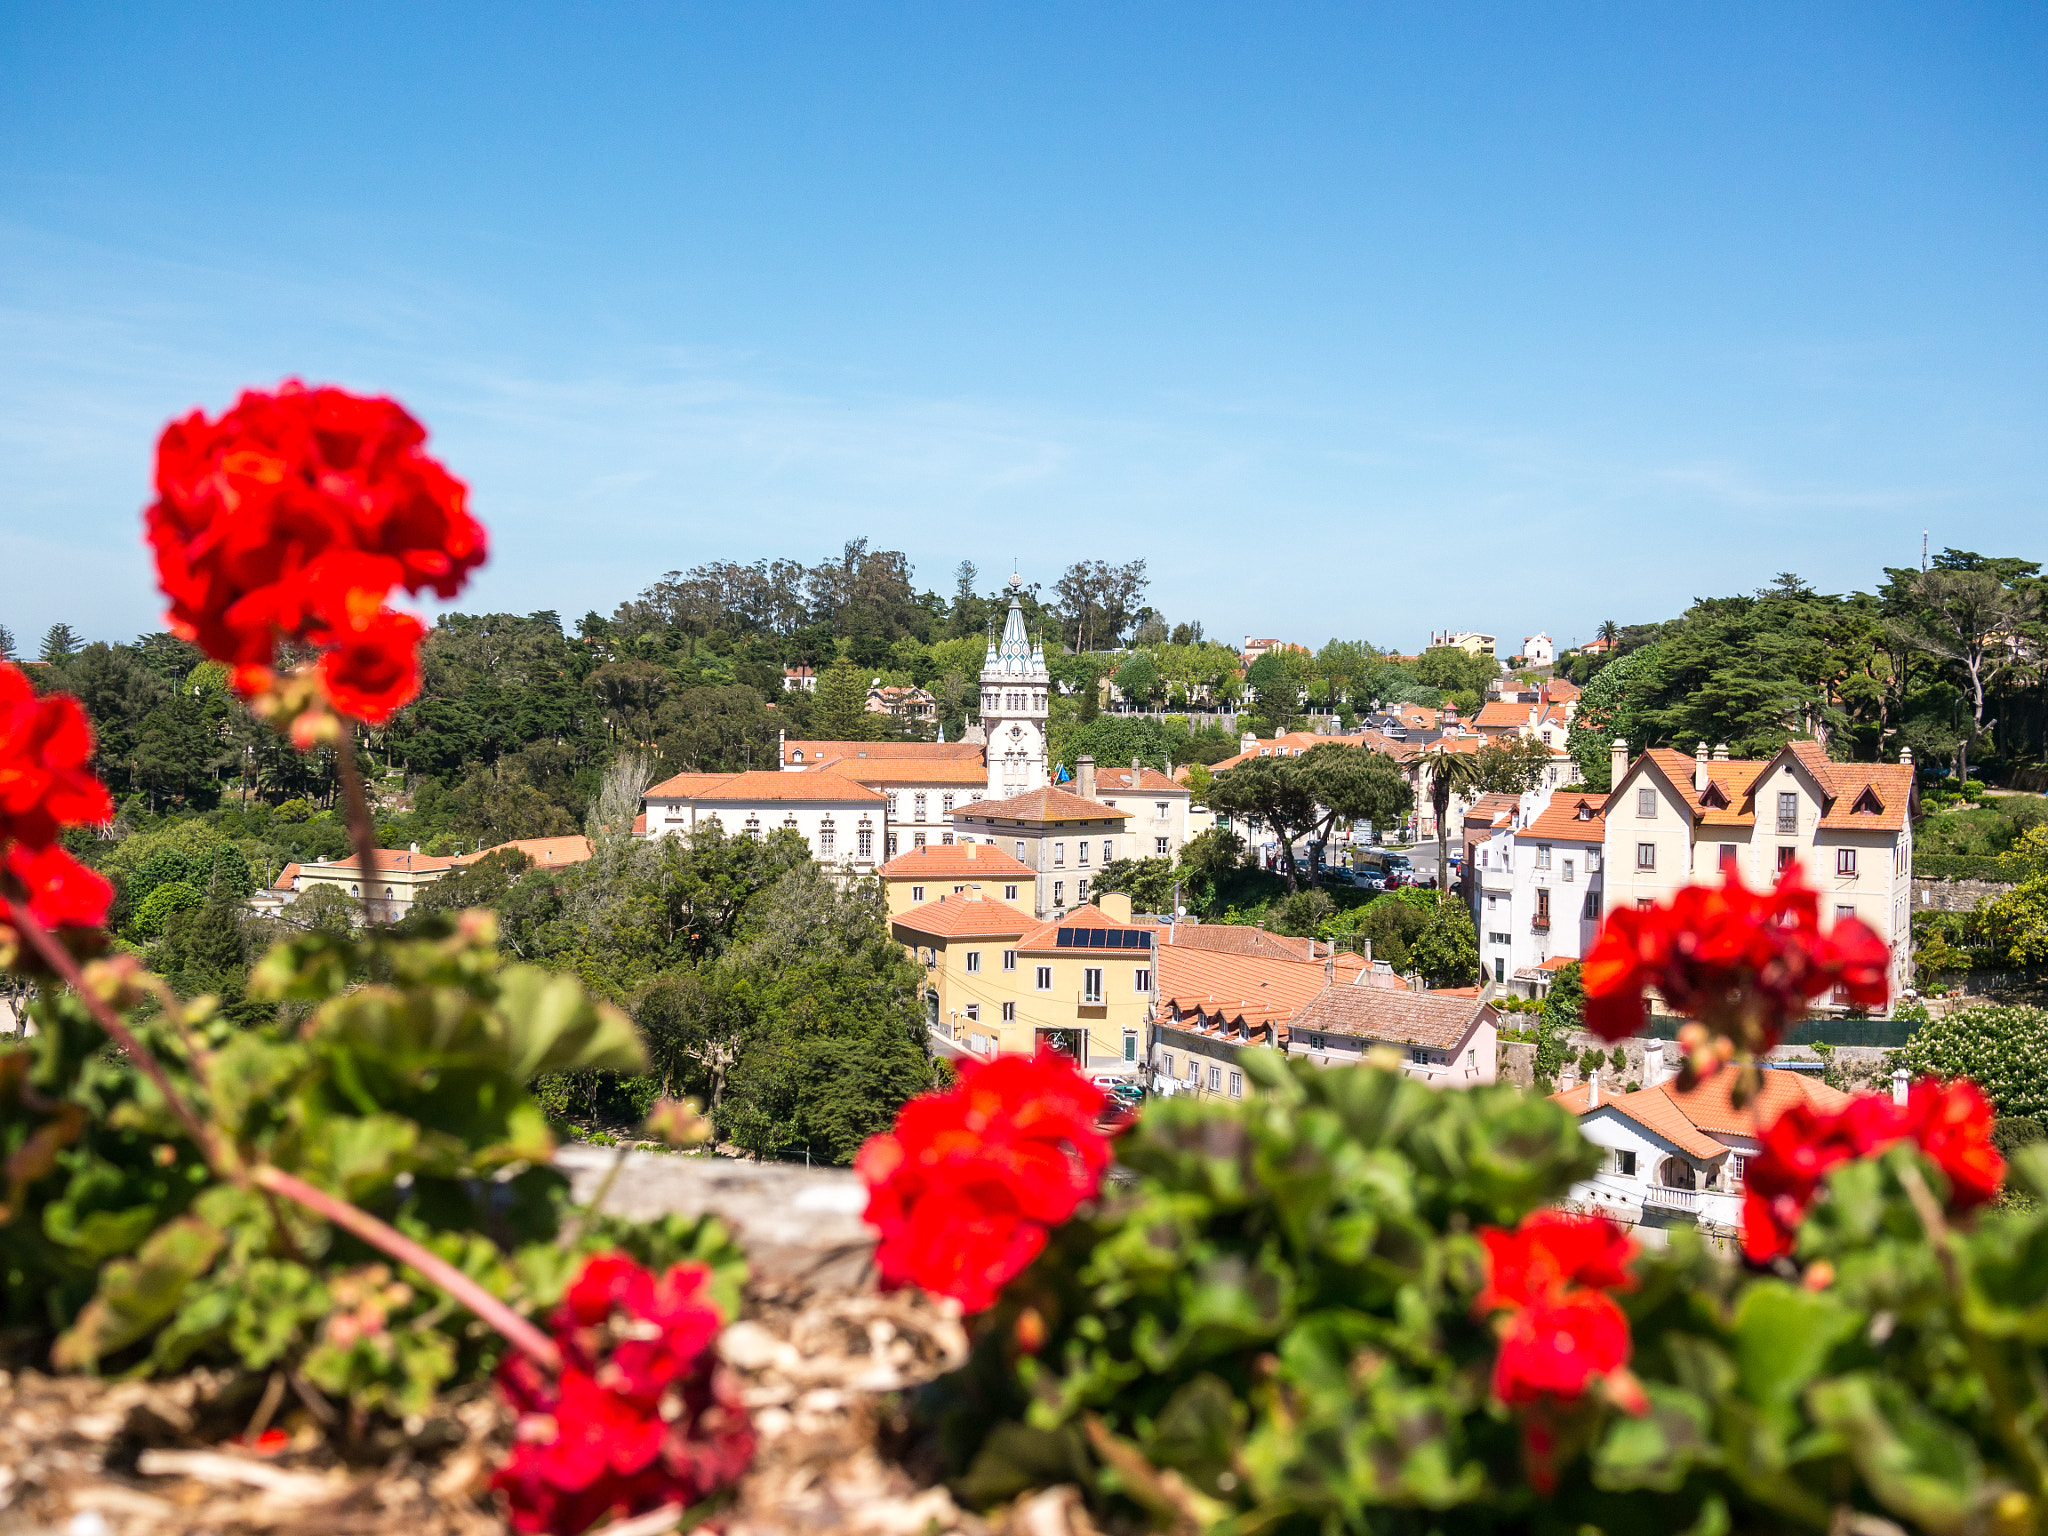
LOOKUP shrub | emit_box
[1891,1003,2048,1122]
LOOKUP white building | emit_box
[1521,634,1555,667]
[1604,740,1919,1009]
[1467,788,1608,984]
[1085,759,1208,862]
[981,576,1052,798]
[638,769,886,875]
[1550,1049,1875,1246]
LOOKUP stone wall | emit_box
[1912,877,2017,913]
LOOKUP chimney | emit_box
[1589,1068,1600,1107]
[1643,1041,1663,1086]
[1694,741,1709,793]
[1560,1061,1579,1091]
[1900,746,1913,766]
[1611,737,1628,788]
[966,842,978,860]
[1714,742,1730,762]
[1406,972,1424,992]
[1241,731,1258,755]
[1077,755,1096,799]
[1893,1067,1911,1107]
[1099,892,1133,922]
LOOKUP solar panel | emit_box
[1055,929,1073,947]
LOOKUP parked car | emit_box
[1353,872,1386,891]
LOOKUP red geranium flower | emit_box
[492,1254,753,1536]
[317,607,425,726]
[1906,1077,2004,1212]
[856,1051,1111,1314]
[0,661,115,937]
[146,382,485,722]
[1477,1210,1637,1313]
[1492,1289,1633,1406]
[1740,1078,2003,1262]
[4,842,114,931]
[1581,864,1889,1048]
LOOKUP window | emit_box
[1563,858,1575,883]
[1493,957,1505,983]
[1156,801,1169,821]
[1053,842,1065,866]
[1014,841,1026,860]
[1585,890,1603,919]
[1123,1032,1138,1062]
[857,825,873,859]
[1002,949,1016,971]
[1035,965,1053,990]
[1720,843,1738,870]
[954,884,966,895]
[1077,877,1090,903]
[1777,846,1797,872]
[966,951,981,973]
[912,833,927,849]
[1208,1065,1222,1091]
[942,794,954,814]
[1617,1150,1637,1177]
[1163,1052,1173,1077]
[965,1003,979,1022]
[1053,880,1064,906]
[1835,903,1856,925]
[1004,884,1019,902]
[1586,850,1600,871]
[1229,1071,1243,1098]
[1002,1001,1016,1022]
[1535,888,1551,923]
[1637,787,1656,819]
[1156,837,1171,856]
[1467,1048,1476,1068]
[1078,841,1089,866]
[744,816,762,842]
[1636,842,1656,870]
[914,793,927,820]
[1777,790,1798,834]
[1536,845,1551,870]
[942,833,954,846]
[1637,898,1654,910]
[911,885,925,902]
[1135,967,1152,991]
[885,833,898,858]
[1837,847,1857,877]
[887,793,899,817]
[1083,966,1104,1003]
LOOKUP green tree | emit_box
[1205,755,1320,888]
[133,881,201,937]
[39,622,82,664]
[1566,643,1664,789]
[1294,743,1415,858]
[1092,856,1176,914]
[1468,734,1556,797]
[1407,894,1480,988]
[1414,646,1497,697]
[1888,561,2040,781]
[0,622,14,660]
[812,657,875,740]
[206,842,256,899]
[1245,653,1295,731]
[132,692,225,812]
[1535,960,1584,1087]
[1891,1004,2048,1123]
[1112,654,1159,710]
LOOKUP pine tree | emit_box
[813,658,875,740]
[39,623,81,664]
[0,623,15,660]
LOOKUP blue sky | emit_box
[3,3,2044,656]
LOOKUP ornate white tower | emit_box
[981,575,1049,798]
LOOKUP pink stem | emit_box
[256,1164,562,1372]
[13,906,229,1170]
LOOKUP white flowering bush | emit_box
[1892,1005,2048,1123]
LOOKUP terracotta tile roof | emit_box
[643,769,885,803]
[1549,1067,1852,1161]
[1089,766,1189,795]
[819,757,991,786]
[1522,795,1607,842]
[963,786,1132,823]
[1632,745,1917,834]
[1159,947,1362,1030]
[272,861,302,890]
[632,813,646,835]
[1207,735,1388,773]
[475,835,594,868]
[1542,677,1581,703]
[878,842,1033,879]
[779,739,982,766]
[891,896,1033,939]
[1155,923,1321,962]
[1475,700,1532,730]
[1551,1081,1730,1160]
[1287,984,1490,1048]
[313,848,464,875]
[1017,900,1152,954]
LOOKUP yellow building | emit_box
[877,841,1035,920]
[892,894,1154,1075]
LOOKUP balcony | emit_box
[1644,1185,1698,1213]
[1531,914,1551,932]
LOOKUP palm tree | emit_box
[1417,742,1484,900]
[1597,619,1620,650]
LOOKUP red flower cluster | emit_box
[1581,864,1889,1049]
[856,1052,1113,1314]
[0,662,113,933]
[147,383,484,724]
[1742,1077,2005,1262]
[1478,1212,1640,1408]
[494,1254,754,1536]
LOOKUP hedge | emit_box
[1912,852,2045,883]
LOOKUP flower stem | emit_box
[13,905,230,1172]
[333,727,381,930]
[253,1164,562,1373]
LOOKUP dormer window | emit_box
[1852,786,1885,816]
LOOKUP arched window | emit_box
[350,884,360,896]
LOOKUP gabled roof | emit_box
[1287,984,1490,1049]
[1017,901,1152,954]
[1090,765,1190,796]
[643,769,884,803]
[779,739,982,766]
[272,861,302,890]
[1549,1066,1853,1162]
[891,896,1033,939]
[878,842,1033,880]
[821,757,990,786]
[963,786,1132,823]
[1521,795,1607,842]
[1158,947,1367,1031]
[1154,923,1322,962]
[308,848,463,876]
[474,835,594,868]
[1628,744,1918,834]
[1474,700,1532,730]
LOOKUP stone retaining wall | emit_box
[1912,877,2017,912]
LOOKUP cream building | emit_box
[1603,740,1918,1007]
[260,835,594,921]
[877,840,1035,918]
[638,769,886,875]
